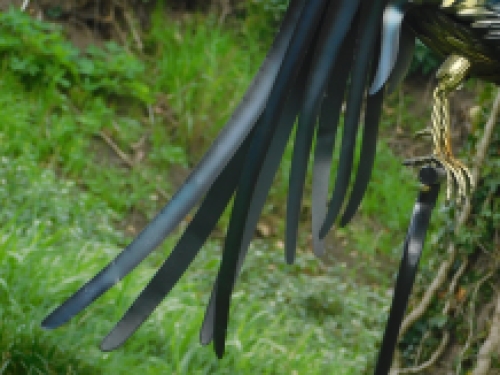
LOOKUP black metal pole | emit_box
[374,165,444,375]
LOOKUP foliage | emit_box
[145,3,268,161]
[396,84,500,373]
[243,0,290,39]
[0,8,151,102]
[0,8,187,219]
[0,159,388,374]
[409,40,441,76]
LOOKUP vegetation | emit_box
[409,40,441,76]
[0,2,498,375]
[393,84,500,374]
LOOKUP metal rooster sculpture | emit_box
[43,0,500,372]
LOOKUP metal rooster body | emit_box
[43,0,500,372]
[409,0,500,85]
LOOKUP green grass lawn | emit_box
[0,6,429,374]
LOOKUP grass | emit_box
[0,5,432,375]
[0,155,387,374]
[144,9,267,161]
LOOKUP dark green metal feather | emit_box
[285,0,362,263]
[320,0,387,238]
[199,48,314,346]
[339,86,384,227]
[42,0,304,330]
[310,22,358,256]
[212,0,331,357]
[99,129,253,351]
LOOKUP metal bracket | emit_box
[373,165,444,375]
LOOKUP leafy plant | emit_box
[396,84,500,373]
[409,40,441,76]
[0,8,151,102]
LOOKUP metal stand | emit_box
[374,165,444,375]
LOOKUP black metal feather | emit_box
[199,42,316,346]
[385,24,416,94]
[320,0,387,238]
[42,0,305,330]
[211,0,331,357]
[310,21,358,256]
[369,0,413,95]
[339,80,384,227]
[99,128,253,351]
[285,0,362,263]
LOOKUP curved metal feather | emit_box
[285,0,362,264]
[374,166,442,375]
[310,24,358,257]
[339,82,384,227]
[41,0,304,330]
[199,52,313,345]
[487,0,500,13]
[99,130,253,351]
[319,0,387,238]
[385,24,416,94]
[212,0,330,358]
[369,0,413,95]
[468,1,500,40]
[340,24,415,226]
[340,3,418,229]
[99,7,318,349]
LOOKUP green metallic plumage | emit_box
[407,2,500,83]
